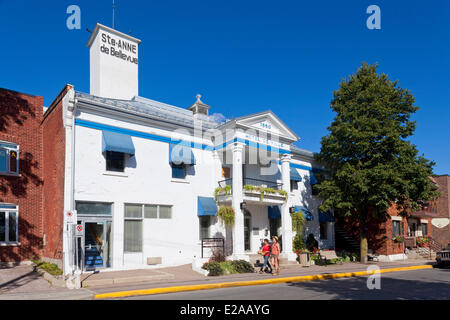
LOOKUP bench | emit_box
[318,250,343,265]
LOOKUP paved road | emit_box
[123,267,450,300]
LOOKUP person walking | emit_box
[271,236,281,275]
[259,239,272,274]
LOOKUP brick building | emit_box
[336,196,436,261]
[0,87,44,264]
[431,175,450,248]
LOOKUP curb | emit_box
[94,264,433,300]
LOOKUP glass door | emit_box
[81,220,112,270]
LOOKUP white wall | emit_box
[74,111,223,269]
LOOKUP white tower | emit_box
[87,23,141,100]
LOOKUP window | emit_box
[0,204,18,243]
[76,202,112,216]
[199,216,211,240]
[0,142,19,175]
[421,223,428,236]
[392,221,401,238]
[106,151,125,172]
[290,180,298,192]
[222,166,231,179]
[124,204,143,253]
[159,206,172,219]
[171,164,187,179]
[124,204,172,253]
[320,222,328,240]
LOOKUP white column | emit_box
[231,143,248,261]
[280,154,296,261]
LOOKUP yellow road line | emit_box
[94,264,433,299]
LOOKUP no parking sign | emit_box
[74,224,84,237]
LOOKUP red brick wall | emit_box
[0,88,44,262]
[432,175,450,248]
[41,86,71,262]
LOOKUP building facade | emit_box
[0,87,44,264]
[40,24,334,275]
[430,175,450,248]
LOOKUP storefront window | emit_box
[76,202,112,216]
[199,216,210,240]
[0,204,18,243]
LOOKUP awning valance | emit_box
[198,197,218,216]
[295,206,314,221]
[102,131,135,155]
[290,167,302,182]
[319,210,335,223]
[268,206,282,220]
[169,142,196,165]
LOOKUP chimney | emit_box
[87,23,141,100]
[188,94,211,116]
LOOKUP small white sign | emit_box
[75,224,84,237]
[66,210,77,224]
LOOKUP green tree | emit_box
[315,63,439,263]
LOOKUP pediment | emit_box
[234,111,299,142]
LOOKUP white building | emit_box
[51,23,334,274]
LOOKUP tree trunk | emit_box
[360,207,368,264]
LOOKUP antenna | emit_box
[112,0,116,29]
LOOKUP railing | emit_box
[217,178,283,190]
[201,238,225,259]
[243,178,283,190]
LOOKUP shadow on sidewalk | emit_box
[0,267,42,294]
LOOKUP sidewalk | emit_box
[0,258,435,300]
[90,258,435,295]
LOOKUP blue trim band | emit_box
[75,120,319,170]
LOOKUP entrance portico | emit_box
[214,111,300,261]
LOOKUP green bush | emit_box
[202,262,223,276]
[202,260,255,276]
[32,259,63,277]
[231,260,254,274]
[293,233,306,253]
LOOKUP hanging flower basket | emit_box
[218,206,235,228]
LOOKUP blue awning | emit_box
[169,143,196,165]
[310,172,318,185]
[268,206,281,220]
[198,197,218,216]
[295,206,314,221]
[319,210,335,223]
[102,131,135,155]
[290,167,302,182]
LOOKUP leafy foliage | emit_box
[230,260,255,274]
[305,234,319,252]
[218,206,235,228]
[202,260,254,276]
[314,62,439,261]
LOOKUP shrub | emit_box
[210,248,226,263]
[293,233,306,253]
[231,260,254,274]
[202,262,223,276]
[306,234,319,252]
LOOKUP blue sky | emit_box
[1,0,449,174]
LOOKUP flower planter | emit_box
[298,253,310,267]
